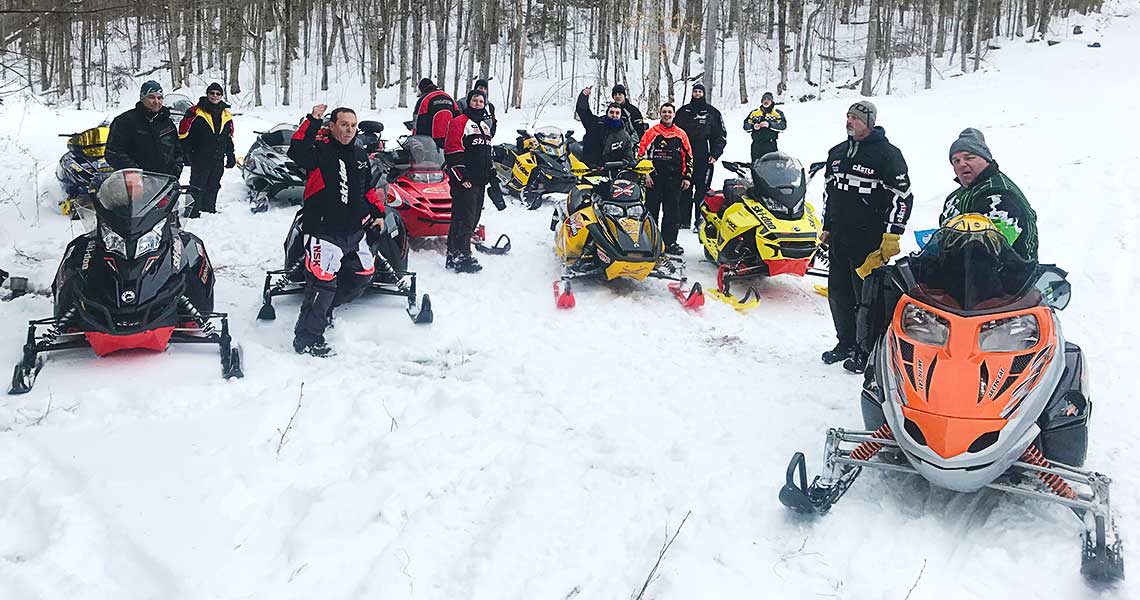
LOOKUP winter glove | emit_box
[225,154,236,169]
[855,233,902,279]
[808,161,827,178]
[488,180,507,211]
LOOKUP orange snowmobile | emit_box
[778,215,1123,583]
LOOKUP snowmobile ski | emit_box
[708,286,761,311]
[813,284,829,297]
[668,281,705,309]
[553,280,576,309]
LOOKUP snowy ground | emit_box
[1,10,1139,600]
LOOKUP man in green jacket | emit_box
[940,128,1038,260]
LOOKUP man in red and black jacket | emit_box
[412,78,457,149]
[287,104,387,357]
[638,102,693,256]
[443,89,494,273]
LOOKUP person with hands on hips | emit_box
[286,103,387,357]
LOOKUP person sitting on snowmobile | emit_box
[106,80,185,179]
[575,88,638,169]
[412,78,458,150]
[287,103,387,357]
[940,128,1038,261]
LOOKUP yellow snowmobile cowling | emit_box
[556,204,659,281]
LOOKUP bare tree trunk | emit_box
[435,0,449,88]
[703,0,720,96]
[860,0,879,96]
[646,0,662,110]
[282,0,294,106]
[166,1,182,89]
[777,0,788,94]
[510,0,526,108]
[227,4,242,94]
[399,0,409,107]
[736,0,749,104]
[924,0,934,88]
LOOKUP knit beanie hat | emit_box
[140,80,163,99]
[418,78,435,93]
[474,78,489,91]
[762,91,774,103]
[848,100,877,129]
[206,82,224,95]
[948,128,994,162]
[465,89,486,105]
[611,84,627,97]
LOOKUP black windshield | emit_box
[908,225,1037,312]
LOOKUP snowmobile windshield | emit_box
[68,126,109,158]
[751,152,806,215]
[534,126,568,158]
[402,135,445,169]
[908,225,1038,314]
[95,169,179,233]
[260,124,297,149]
[166,93,193,118]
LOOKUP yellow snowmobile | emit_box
[699,153,827,310]
[55,125,113,218]
[493,126,590,209]
[552,160,703,309]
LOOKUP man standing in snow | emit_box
[456,78,506,211]
[412,78,458,149]
[287,104,388,357]
[611,84,648,139]
[940,128,1038,261]
[820,100,913,368]
[444,89,495,273]
[178,82,235,216]
[638,102,694,257]
[106,80,185,178]
[744,92,787,162]
[675,83,727,230]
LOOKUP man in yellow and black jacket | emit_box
[743,91,787,162]
[178,82,235,215]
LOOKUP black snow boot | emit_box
[294,338,335,357]
[821,342,854,365]
[843,348,869,373]
[665,242,685,256]
[448,252,483,273]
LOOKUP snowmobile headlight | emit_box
[978,314,1039,352]
[901,303,949,346]
[409,171,444,183]
[134,221,165,257]
[626,204,644,219]
[601,203,624,218]
[100,223,126,256]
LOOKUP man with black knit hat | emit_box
[443,89,495,273]
[744,91,787,162]
[412,77,457,149]
[177,82,235,215]
[819,100,913,368]
[675,82,727,230]
[106,79,185,178]
[287,103,388,357]
[457,78,497,136]
[941,127,1037,260]
[611,83,647,138]
[575,87,638,169]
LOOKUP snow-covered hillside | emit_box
[0,7,1138,599]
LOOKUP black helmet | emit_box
[751,152,806,217]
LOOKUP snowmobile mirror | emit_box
[1034,266,1072,311]
[403,120,414,131]
[565,129,575,138]
[359,120,384,134]
[516,129,529,136]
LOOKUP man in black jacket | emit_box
[177,82,235,215]
[106,80,185,178]
[675,83,727,230]
[288,104,388,357]
[743,91,787,162]
[575,87,638,169]
[819,100,913,367]
[610,84,647,139]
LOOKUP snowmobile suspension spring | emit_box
[179,296,216,335]
[1020,444,1077,500]
[41,307,77,345]
[850,424,894,461]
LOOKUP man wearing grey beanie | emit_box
[940,127,1038,260]
[105,79,185,178]
[819,99,913,369]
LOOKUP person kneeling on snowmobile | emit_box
[287,103,387,357]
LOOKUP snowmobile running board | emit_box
[778,427,1124,583]
[257,263,433,325]
[9,311,243,395]
[474,234,512,255]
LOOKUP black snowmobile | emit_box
[255,206,433,324]
[55,124,114,219]
[9,169,243,394]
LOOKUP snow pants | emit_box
[294,231,374,347]
[447,179,486,257]
[827,230,881,348]
[189,158,224,214]
[646,173,683,246]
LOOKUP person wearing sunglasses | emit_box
[106,79,185,181]
[177,82,236,215]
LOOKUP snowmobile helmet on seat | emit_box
[751,152,807,217]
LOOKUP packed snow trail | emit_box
[1,10,1139,599]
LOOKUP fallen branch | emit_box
[276,383,304,458]
[632,510,692,600]
[904,559,927,600]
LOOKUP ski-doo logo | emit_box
[852,164,874,176]
[120,290,136,304]
[172,235,182,268]
[81,240,94,271]
[339,160,349,204]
